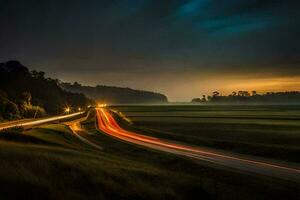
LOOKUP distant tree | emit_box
[31,70,39,78]
[212,91,220,97]
[4,101,20,120]
[202,95,206,102]
[20,91,32,105]
[31,70,45,79]
[73,82,82,87]
[231,91,237,96]
[191,95,208,103]
[193,90,300,104]
[238,91,250,97]
[38,71,45,79]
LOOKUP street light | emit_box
[97,103,107,108]
[65,107,70,114]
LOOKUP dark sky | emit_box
[1,0,300,101]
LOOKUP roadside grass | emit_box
[81,111,299,199]
[0,110,298,199]
[111,105,300,163]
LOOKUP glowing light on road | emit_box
[97,103,107,108]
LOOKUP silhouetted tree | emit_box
[192,90,300,104]
[73,82,82,88]
[231,91,237,96]
[238,91,250,97]
[0,60,93,119]
[212,91,220,97]
[31,70,45,79]
[4,101,20,120]
[20,91,32,105]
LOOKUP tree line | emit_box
[0,61,93,121]
[60,82,168,104]
[191,91,300,104]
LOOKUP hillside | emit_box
[0,61,92,120]
[61,82,168,104]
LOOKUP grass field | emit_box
[0,109,298,199]
[111,105,300,163]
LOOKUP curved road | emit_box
[66,111,103,150]
[96,108,300,183]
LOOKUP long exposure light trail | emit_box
[96,108,300,182]
[0,112,84,131]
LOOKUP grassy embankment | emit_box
[0,109,298,199]
[111,105,300,163]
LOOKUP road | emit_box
[66,111,103,150]
[96,108,300,183]
[0,112,84,131]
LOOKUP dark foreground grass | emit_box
[111,105,300,163]
[0,110,298,199]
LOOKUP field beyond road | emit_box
[111,105,300,163]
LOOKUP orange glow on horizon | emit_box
[222,76,300,95]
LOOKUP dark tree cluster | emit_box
[0,61,93,121]
[191,90,300,104]
[61,82,168,104]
